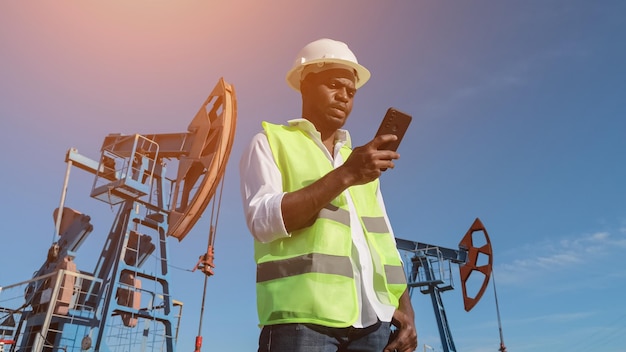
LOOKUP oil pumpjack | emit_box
[0,78,236,352]
[396,218,507,352]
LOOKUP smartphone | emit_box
[375,107,412,152]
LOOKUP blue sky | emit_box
[1,1,625,351]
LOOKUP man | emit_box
[240,38,418,352]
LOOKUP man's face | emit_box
[301,68,357,133]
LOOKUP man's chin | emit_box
[329,115,348,128]
[328,110,349,121]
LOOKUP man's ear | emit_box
[300,74,309,88]
[299,78,311,96]
[299,71,320,94]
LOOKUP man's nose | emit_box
[336,88,349,101]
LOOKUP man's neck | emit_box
[302,116,337,155]
[321,134,335,156]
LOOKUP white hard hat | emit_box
[286,38,371,92]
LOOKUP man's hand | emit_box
[384,289,417,352]
[340,134,400,185]
[384,310,417,352]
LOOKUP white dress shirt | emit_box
[239,118,399,328]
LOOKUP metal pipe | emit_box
[54,158,73,240]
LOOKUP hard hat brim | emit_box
[286,58,371,92]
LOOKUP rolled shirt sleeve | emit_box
[239,132,290,243]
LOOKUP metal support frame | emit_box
[397,241,466,352]
[91,202,176,352]
[417,255,457,352]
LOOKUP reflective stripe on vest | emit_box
[361,216,389,233]
[319,205,390,234]
[385,264,407,285]
[257,252,353,283]
[319,204,350,226]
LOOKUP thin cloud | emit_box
[507,311,595,325]
[496,229,626,286]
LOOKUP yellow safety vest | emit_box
[255,122,407,327]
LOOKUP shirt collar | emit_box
[287,118,352,149]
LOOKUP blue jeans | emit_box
[258,320,392,352]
